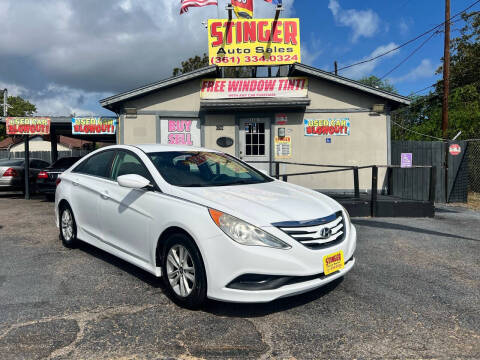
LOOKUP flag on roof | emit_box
[180,0,218,14]
[264,0,282,5]
[232,0,253,19]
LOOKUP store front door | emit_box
[239,118,271,174]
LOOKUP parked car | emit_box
[0,158,50,193]
[37,157,82,200]
[55,145,356,308]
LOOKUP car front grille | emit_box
[273,211,346,250]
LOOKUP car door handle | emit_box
[72,181,79,186]
[100,192,109,200]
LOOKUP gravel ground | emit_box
[0,192,479,359]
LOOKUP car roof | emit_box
[132,144,218,153]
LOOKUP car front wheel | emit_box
[162,233,207,309]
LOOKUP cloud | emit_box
[340,43,400,79]
[0,80,112,116]
[390,59,440,84]
[398,17,413,35]
[328,0,380,42]
[0,0,295,115]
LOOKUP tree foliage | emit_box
[173,53,257,78]
[173,53,210,76]
[0,95,37,140]
[392,12,480,141]
[358,75,397,93]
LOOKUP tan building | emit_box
[100,64,410,191]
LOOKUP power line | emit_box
[335,0,480,73]
[410,83,436,96]
[379,30,441,80]
[391,119,444,140]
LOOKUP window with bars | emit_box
[245,122,266,156]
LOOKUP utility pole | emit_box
[2,88,7,117]
[442,0,451,202]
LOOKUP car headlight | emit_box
[208,209,291,249]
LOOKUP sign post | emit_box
[24,135,30,200]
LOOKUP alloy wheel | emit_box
[61,209,74,241]
[166,244,196,297]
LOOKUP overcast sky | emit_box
[0,0,475,116]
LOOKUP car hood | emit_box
[170,180,341,226]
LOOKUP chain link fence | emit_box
[467,141,480,194]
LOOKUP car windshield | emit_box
[148,151,273,187]
[0,159,24,166]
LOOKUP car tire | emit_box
[161,233,207,309]
[59,204,78,248]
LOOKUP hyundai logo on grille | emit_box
[320,227,332,239]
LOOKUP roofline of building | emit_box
[99,66,218,110]
[98,62,411,111]
[291,63,411,105]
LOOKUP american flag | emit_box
[180,0,218,14]
[264,0,282,5]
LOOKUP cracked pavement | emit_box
[0,193,479,359]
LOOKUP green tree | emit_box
[358,75,397,93]
[173,53,210,76]
[393,11,480,140]
[0,95,37,140]
[172,53,252,77]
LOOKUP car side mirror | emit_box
[117,174,151,189]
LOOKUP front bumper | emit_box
[202,223,357,303]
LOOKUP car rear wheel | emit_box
[59,204,77,248]
[162,233,207,309]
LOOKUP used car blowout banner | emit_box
[208,18,301,66]
[72,117,117,135]
[200,77,308,99]
[6,117,51,135]
[304,118,351,136]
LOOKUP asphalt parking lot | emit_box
[0,193,479,360]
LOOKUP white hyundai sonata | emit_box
[55,144,356,308]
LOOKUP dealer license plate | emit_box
[323,250,344,275]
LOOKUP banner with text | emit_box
[6,117,51,135]
[208,18,301,66]
[160,119,201,146]
[304,118,351,136]
[72,117,117,135]
[200,77,308,99]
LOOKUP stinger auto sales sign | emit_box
[207,18,301,66]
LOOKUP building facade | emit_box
[100,64,410,191]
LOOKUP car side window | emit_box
[111,151,153,183]
[72,150,115,179]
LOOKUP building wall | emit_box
[121,80,201,145]
[204,114,236,156]
[122,115,157,144]
[10,140,70,153]
[117,76,391,191]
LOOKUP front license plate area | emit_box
[323,250,344,275]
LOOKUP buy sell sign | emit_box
[208,18,301,67]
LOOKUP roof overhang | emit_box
[291,63,411,107]
[200,97,311,110]
[100,66,218,111]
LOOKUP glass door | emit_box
[239,118,271,174]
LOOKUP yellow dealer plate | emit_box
[323,250,344,276]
